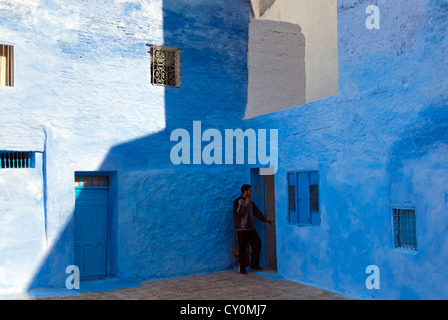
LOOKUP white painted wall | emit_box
[250,0,339,104]
[246,19,306,119]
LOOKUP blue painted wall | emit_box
[245,0,448,300]
[1,0,447,300]
[0,0,249,293]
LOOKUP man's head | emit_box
[241,184,252,198]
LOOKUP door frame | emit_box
[264,174,277,269]
[74,171,117,280]
[249,167,277,269]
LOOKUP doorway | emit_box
[250,168,277,271]
[74,173,110,280]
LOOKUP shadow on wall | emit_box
[28,0,249,290]
[389,103,448,204]
[390,104,448,164]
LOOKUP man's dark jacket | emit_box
[233,196,267,230]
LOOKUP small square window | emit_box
[0,44,14,87]
[149,45,181,88]
[393,208,417,251]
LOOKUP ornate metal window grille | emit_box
[309,184,319,212]
[288,185,296,211]
[0,152,34,169]
[393,208,417,251]
[149,45,181,88]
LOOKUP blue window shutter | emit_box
[297,172,311,225]
[288,173,298,224]
[309,171,320,226]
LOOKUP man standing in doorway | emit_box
[233,184,274,274]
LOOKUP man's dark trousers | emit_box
[236,228,262,271]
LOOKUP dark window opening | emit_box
[0,152,34,169]
[393,208,417,251]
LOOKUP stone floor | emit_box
[34,270,352,300]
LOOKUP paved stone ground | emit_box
[35,270,352,300]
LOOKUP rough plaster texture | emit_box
[246,19,306,119]
[0,0,249,294]
[245,0,448,300]
[0,0,447,301]
[257,0,340,104]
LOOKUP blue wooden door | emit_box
[74,188,108,280]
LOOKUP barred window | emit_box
[149,45,181,88]
[393,208,417,251]
[288,185,296,211]
[0,152,34,169]
[309,180,319,213]
[75,175,109,188]
[0,44,14,87]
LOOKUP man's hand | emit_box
[266,220,274,225]
[245,197,251,206]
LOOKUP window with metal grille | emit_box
[393,208,417,251]
[288,171,320,226]
[0,152,34,169]
[148,45,181,87]
[288,185,296,212]
[0,44,14,87]
[75,175,109,188]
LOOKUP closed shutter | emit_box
[288,171,321,226]
[297,172,311,225]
